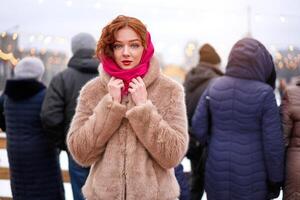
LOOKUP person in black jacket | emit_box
[0,57,65,200]
[41,33,99,200]
[183,43,223,200]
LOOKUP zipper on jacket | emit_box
[122,97,129,200]
[123,117,129,199]
[122,120,128,200]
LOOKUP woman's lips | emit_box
[121,60,132,66]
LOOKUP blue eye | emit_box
[113,44,123,50]
[130,43,140,49]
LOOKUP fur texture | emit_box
[281,84,300,200]
[67,57,188,200]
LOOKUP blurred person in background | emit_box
[192,38,284,200]
[67,15,188,200]
[281,76,300,200]
[279,79,287,98]
[0,57,65,200]
[183,43,222,200]
[41,32,99,200]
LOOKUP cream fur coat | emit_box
[67,58,189,200]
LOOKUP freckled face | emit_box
[113,27,144,70]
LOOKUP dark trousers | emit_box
[188,143,206,200]
[68,154,90,200]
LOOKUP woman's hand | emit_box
[108,77,124,103]
[129,77,147,106]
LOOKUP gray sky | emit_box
[1,0,300,65]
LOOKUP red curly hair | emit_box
[97,15,148,59]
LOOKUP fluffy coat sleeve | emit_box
[67,88,126,167]
[125,86,188,169]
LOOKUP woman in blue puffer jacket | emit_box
[192,38,284,200]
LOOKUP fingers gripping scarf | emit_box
[99,32,154,95]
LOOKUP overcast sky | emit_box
[1,0,300,65]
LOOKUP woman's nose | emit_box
[122,45,130,56]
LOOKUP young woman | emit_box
[67,15,188,200]
[192,38,284,200]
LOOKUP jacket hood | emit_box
[225,38,276,89]
[184,62,223,92]
[4,79,46,100]
[68,49,99,74]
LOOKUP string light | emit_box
[185,43,196,57]
[12,33,18,40]
[0,49,18,65]
[275,47,300,71]
[0,33,68,69]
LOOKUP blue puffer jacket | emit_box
[192,38,284,200]
[1,79,65,200]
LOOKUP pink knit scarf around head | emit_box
[99,32,154,96]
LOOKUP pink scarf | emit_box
[99,32,154,95]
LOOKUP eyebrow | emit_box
[114,39,141,43]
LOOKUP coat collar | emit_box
[184,62,223,92]
[4,79,46,100]
[68,49,99,74]
[99,57,160,91]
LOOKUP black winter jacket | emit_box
[41,49,99,150]
[183,62,223,160]
[184,62,223,126]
